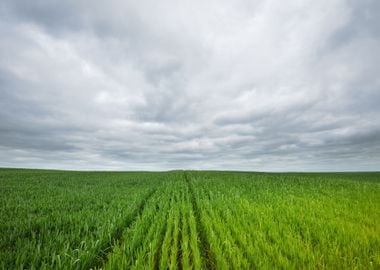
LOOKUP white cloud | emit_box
[0,0,379,171]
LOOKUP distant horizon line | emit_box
[1,167,379,174]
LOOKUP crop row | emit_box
[189,171,380,269]
[103,173,202,269]
[0,170,167,269]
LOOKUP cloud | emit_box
[0,0,379,171]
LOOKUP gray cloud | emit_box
[0,0,379,171]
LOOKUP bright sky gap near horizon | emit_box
[0,0,379,171]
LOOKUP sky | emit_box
[0,0,379,171]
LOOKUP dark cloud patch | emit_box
[331,0,380,46]
[1,1,86,35]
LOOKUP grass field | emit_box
[0,169,379,269]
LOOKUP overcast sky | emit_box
[0,0,379,171]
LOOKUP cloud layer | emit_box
[0,0,379,171]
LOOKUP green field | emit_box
[1,169,379,269]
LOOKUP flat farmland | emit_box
[0,169,379,269]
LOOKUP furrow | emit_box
[185,173,216,270]
[90,188,157,269]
